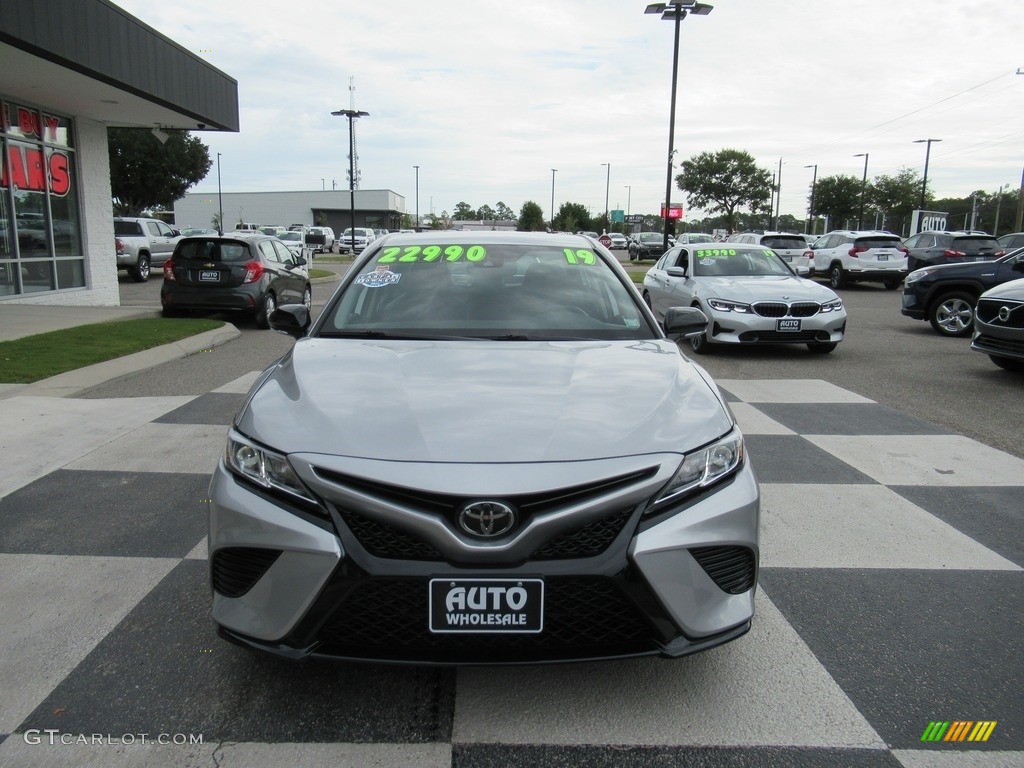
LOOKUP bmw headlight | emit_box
[820,298,844,313]
[706,298,751,313]
[653,430,745,508]
[226,430,314,502]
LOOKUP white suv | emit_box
[338,227,376,253]
[810,230,908,289]
[726,231,812,274]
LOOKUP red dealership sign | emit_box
[660,204,683,220]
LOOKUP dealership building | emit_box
[0,0,239,306]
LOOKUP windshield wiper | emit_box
[318,330,479,341]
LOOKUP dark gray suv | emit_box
[902,231,1004,272]
[160,234,311,328]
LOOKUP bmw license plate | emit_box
[777,319,801,332]
[199,270,219,281]
[429,578,544,633]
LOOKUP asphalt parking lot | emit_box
[0,259,1020,767]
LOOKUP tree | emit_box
[553,202,591,233]
[477,203,495,221]
[676,149,773,233]
[211,211,222,231]
[870,168,921,233]
[518,201,545,231]
[494,202,516,221]
[108,128,211,216]
[453,202,477,220]
[810,175,862,229]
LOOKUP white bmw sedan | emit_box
[643,243,847,354]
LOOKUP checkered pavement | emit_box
[0,376,1021,768]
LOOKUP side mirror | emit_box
[269,304,311,339]
[666,266,687,278]
[171,229,181,237]
[794,265,811,276]
[663,306,708,339]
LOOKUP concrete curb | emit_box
[0,322,241,400]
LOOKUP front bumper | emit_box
[208,450,760,665]
[705,309,846,346]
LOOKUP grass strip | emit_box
[0,317,224,384]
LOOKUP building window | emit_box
[1,99,85,297]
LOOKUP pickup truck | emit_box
[114,217,181,282]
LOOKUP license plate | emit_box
[877,254,888,261]
[429,578,544,634]
[781,255,792,262]
[777,319,801,332]
[199,270,219,281]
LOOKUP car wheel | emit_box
[255,291,276,330]
[928,291,975,337]
[884,279,901,290]
[807,342,837,354]
[828,263,845,289]
[131,254,150,283]
[302,284,312,310]
[161,305,179,318]
[990,355,1024,372]
[688,330,712,354]
[642,290,652,308]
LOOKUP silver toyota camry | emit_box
[208,231,760,664]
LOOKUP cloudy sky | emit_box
[116,0,1024,225]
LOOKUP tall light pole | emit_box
[601,163,611,231]
[803,164,817,235]
[646,1,713,252]
[913,138,941,234]
[624,185,632,219]
[550,168,557,229]
[853,153,869,229]
[216,152,223,235]
[331,108,369,253]
[774,157,782,230]
[413,165,420,230]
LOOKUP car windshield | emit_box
[854,237,901,250]
[175,239,250,262]
[279,232,303,242]
[761,236,806,250]
[692,247,792,277]
[319,239,655,341]
[638,233,663,243]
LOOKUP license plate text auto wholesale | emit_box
[777,319,801,332]
[429,578,544,633]
[199,270,219,281]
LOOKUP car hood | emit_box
[701,275,836,302]
[981,276,1024,300]
[236,339,733,463]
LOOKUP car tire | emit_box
[807,342,837,354]
[642,290,652,308]
[255,291,276,330]
[828,263,846,289]
[928,291,975,337]
[688,331,712,355]
[131,253,150,283]
[990,355,1024,372]
[302,284,312,310]
[884,279,901,290]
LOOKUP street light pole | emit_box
[646,1,712,252]
[216,152,223,235]
[853,153,869,229]
[803,164,817,234]
[331,108,370,253]
[913,138,941,234]
[601,163,611,231]
[551,168,557,229]
[774,157,782,230]
[624,185,632,219]
[413,165,420,230]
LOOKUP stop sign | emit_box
[598,234,612,247]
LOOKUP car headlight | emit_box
[706,298,752,313]
[225,430,315,502]
[904,268,935,284]
[652,430,745,509]
[820,298,844,313]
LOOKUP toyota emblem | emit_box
[458,501,516,538]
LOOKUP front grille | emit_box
[211,547,281,598]
[737,330,822,343]
[752,301,820,318]
[532,509,634,559]
[976,299,1024,329]
[340,511,442,559]
[690,546,756,594]
[313,577,658,662]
